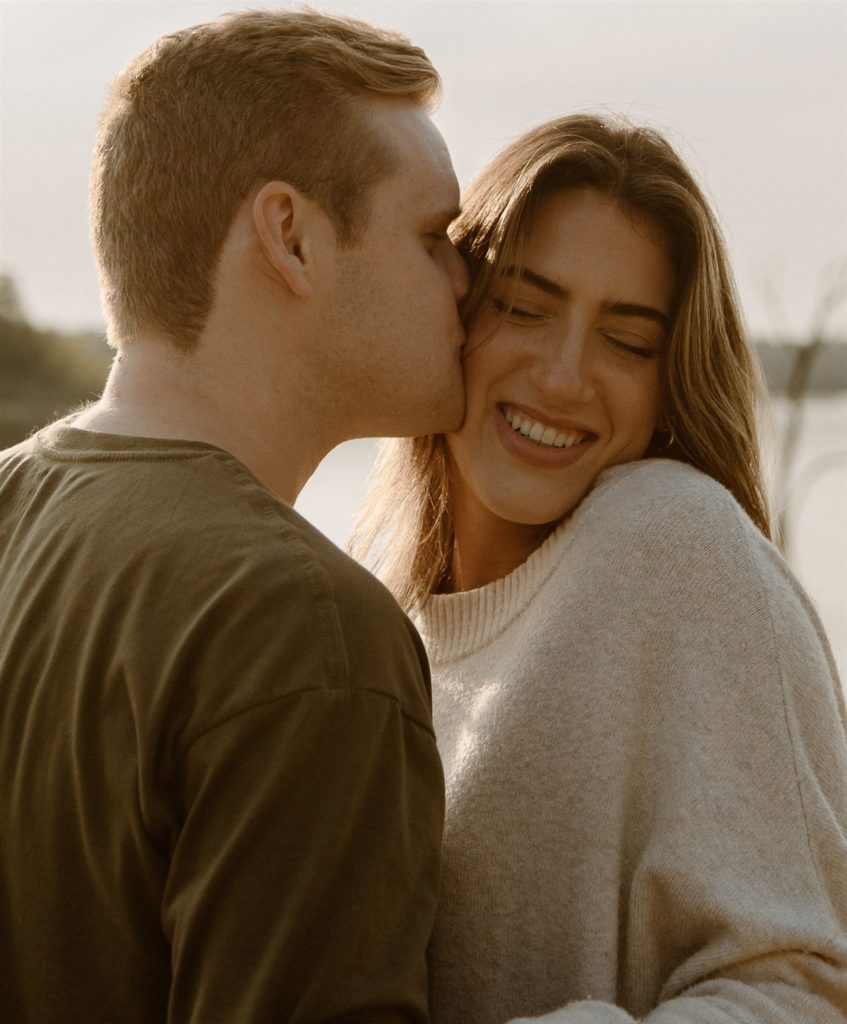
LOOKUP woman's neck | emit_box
[447,504,556,592]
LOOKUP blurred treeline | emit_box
[760,339,847,394]
[0,275,112,448]
[1,271,846,453]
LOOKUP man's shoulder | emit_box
[263,512,433,724]
[10,421,406,625]
[153,499,434,742]
[108,452,428,708]
[0,432,41,480]
[1,428,431,726]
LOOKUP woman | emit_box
[354,115,847,1022]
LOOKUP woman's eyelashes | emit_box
[601,333,659,359]
[492,298,660,359]
[491,298,545,322]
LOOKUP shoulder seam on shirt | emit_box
[218,459,352,690]
[182,686,437,752]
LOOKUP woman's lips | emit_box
[501,404,592,448]
[494,403,595,468]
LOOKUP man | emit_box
[0,9,467,1021]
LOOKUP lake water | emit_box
[296,395,847,687]
[766,395,847,685]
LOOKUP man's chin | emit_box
[376,385,465,439]
[423,392,466,438]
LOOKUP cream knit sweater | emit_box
[417,459,847,1023]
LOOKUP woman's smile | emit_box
[494,403,595,469]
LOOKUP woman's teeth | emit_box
[504,407,585,449]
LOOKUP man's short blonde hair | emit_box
[90,8,439,348]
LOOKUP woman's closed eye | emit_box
[491,298,546,322]
[601,332,660,359]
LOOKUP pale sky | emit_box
[1,0,846,339]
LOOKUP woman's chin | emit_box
[483,491,585,530]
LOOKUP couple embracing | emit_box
[1,9,845,1023]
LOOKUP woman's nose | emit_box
[530,327,596,404]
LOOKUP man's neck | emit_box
[74,340,328,504]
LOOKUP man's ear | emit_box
[252,181,324,297]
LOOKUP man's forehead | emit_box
[356,96,460,219]
[362,97,453,171]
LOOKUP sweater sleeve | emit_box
[514,462,847,1023]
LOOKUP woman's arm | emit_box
[515,460,847,1023]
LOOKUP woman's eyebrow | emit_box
[601,300,671,330]
[505,266,670,329]
[505,266,565,298]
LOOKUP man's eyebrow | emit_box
[505,266,671,329]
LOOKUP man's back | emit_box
[0,422,443,1021]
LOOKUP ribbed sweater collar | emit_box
[415,516,568,664]
[416,462,641,665]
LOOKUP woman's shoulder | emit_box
[560,459,841,698]
[576,457,760,559]
[587,456,741,519]
[563,457,781,613]
[570,458,832,654]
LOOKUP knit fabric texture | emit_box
[418,458,847,1023]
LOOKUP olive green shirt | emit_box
[0,422,443,1022]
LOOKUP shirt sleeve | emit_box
[512,465,847,1023]
[161,686,444,1023]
